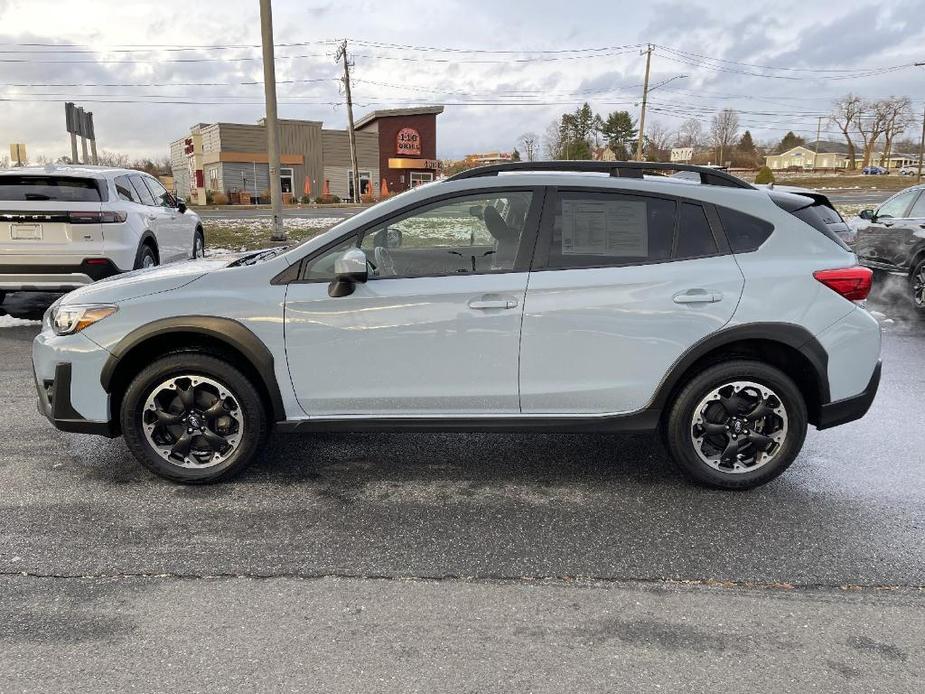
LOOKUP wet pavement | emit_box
[1,284,923,691]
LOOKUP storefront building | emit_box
[169,106,443,204]
[354,106,443,194]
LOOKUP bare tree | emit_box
[879,96,914,166]
[517,132,540,162]
[543,119,563,160]
[644,120,673,161]
[96,150,131,168]
[675,118,703,148]
[855,99,890,170]
[831,93,862,170]
[710,109,739,165]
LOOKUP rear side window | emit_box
[716,207,773,253]
[542,191,675,269]
[676,202,718,258]
[130,175,156,206]
[114,175,140,203]
[0,175,101,202]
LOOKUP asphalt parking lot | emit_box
[1,288,923,692]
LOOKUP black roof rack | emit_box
[447,161,754,190]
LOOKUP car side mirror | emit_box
[329,248,368,297]
[176,198,187,214]
[858,208,874,221]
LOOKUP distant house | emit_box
[766,140,919,170]
[592,146,617,161]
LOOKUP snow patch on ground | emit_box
[0,314,41,328]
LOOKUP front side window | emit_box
[904,191,925,218]
[359,191,534,278]
[143,176,174,208]
[877,189,917,219]
[300,235,359,282]
[541,191,675,269]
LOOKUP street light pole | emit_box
[259,0,286,241]
[635,44,653,161]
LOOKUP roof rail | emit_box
[447,161,754,189]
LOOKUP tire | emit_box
[664,360,807,490]
[192,228,205,259]
[120,352,267,483]
[133,243,158,270]
[910,258,925,313]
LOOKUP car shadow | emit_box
[0,292,63,321]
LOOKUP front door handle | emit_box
[468,297,518,310]
[673,289,722,304]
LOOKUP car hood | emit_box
[61,257,232,305]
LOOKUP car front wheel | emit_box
[664,360,807,490]
[121,353,267,483]
[911,258,925,312]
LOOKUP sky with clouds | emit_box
[1,0,923,161]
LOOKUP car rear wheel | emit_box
[134,243,158,270]
[193,228,205,258]
[665,360,807,490]
[121,353,267,483]
[911,258,925,312]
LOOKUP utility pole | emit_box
[635,43,653,161]
[335,39,361,203]
[917,108,925,184]
[259,0,286,241]
[813,116,822,172]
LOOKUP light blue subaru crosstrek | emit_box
[33,162,881,489]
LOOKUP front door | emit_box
[854,188,919,271]
[519,189,745,414]
[284,188,542,417]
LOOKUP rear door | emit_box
[519,188,744,414]
[0,174,104,265]
[142,176,190,261]
[854,188,918,270]
[129,174,173,261]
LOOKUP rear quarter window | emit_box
[0,175,102,202]
[716,206,773,252]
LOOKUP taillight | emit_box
[68,211,127,224]
[813,266,872,301]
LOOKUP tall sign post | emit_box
[9,144,27,166]
[65,102,99,165]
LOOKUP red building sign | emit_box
[396,127,421,156]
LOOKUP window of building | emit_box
[540,192,675,270]
[359,190,534,278]
[410,172,434,188]
[208,168,219,190]
[280,167,294,194]
[347,170,371,201]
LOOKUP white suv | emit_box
[0,165,204,303]
[32,162,881,489]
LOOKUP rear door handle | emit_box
[468,297,518,310]
[673,289,722,304]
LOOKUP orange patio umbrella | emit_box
[303,177,311,197]
[380,178,389,197]
[323,179,331,197]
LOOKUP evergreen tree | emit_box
[777,131,805,153]
[511,148,521,162]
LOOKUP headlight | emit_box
[51,304,118,336]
